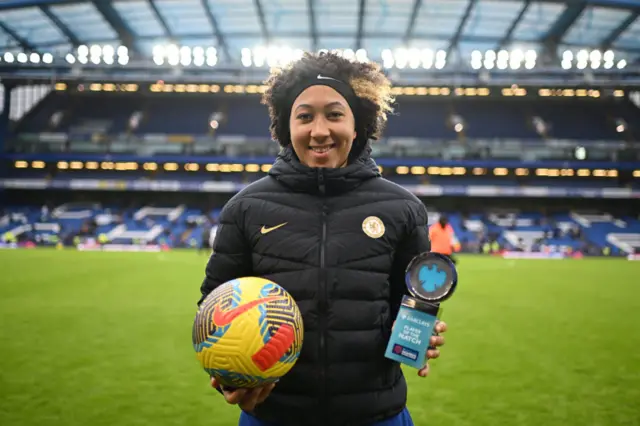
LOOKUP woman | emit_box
[198,52,448,426]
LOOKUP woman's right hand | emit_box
[211,377,276,413]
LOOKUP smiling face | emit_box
[289,85,357,168]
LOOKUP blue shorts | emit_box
[239,407,414,426]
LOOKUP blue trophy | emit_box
[384,252,458,369]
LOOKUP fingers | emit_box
[210,377,249,405]
[239,383,277,412]
[225,388,249,405]
[429,334,445,347]
[211,378,276,413]
[238,388,262,412]
[255,383,276,404]
[419,321,448,378]
[425,329,444,361]
[418,363,430,377]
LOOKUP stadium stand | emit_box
[2,3,640,426]
[0,0,639,263]
[2,195,639,257]
[11,91,640,141]
[3,87,640,259]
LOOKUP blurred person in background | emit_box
[197,52,448,426]
[429,215,460,264]
[198,221,212,254]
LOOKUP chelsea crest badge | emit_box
[362,216,385,239]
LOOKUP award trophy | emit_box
[384,252,458,369]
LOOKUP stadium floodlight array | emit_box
[152,45,218,67]
[65,45,129,66]
[323,48,369,63]
[3,52,53,64]
[1,45,636,77]
[241,46,303,67]
[471,49,537,70]
[561,49,625,70]
[381,48,446,70]
[240,47,369,68]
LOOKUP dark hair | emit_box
[261,51,395,149]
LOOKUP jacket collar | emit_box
[268,144,381,195]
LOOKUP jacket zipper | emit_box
[318,171,328,417]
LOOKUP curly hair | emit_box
[261,52,395,149]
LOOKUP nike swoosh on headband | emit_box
[317,74,342,82]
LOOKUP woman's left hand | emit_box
[418,320,447,377]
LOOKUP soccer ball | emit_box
[192,277,304,388]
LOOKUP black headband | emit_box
[284,74,360,117]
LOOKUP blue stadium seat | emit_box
[385,99,455,139]
[452,99,539,139]
[14,92,640,142]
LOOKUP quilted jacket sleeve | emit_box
[197,200,252,306]
[389,200,431,318]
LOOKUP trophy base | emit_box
[384,295,440,369]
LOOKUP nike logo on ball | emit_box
[212,296,280,327]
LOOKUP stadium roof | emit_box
[0,0,638,71]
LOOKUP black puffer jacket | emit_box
[199,145,430,426]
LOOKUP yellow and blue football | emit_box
[192,277,304,388]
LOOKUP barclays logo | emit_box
[406,316,430,327]
[418,264,447,293]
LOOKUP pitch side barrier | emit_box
[1,178,639,199]
[3,243,636,260]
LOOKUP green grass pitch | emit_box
[1,249,638,426]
